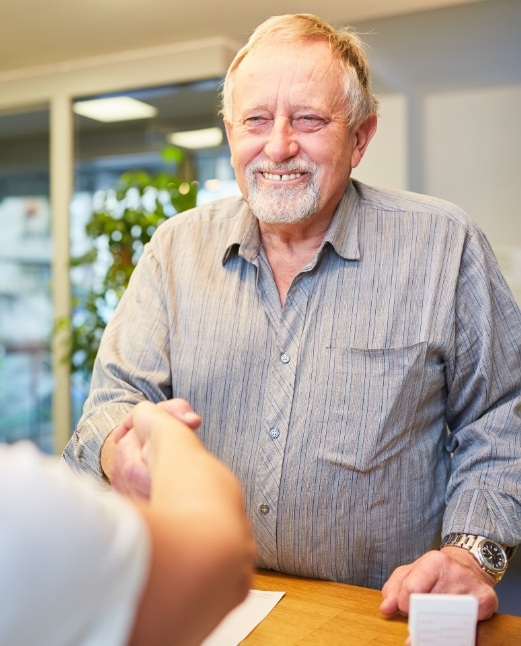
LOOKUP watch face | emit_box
[481,540,506,571]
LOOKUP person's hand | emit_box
[380,547,498,622]
[113,398,202,452]
[103,399,202,502]
[109,426,151,502]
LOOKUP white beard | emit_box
[246,161,319,225]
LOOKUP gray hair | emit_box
[220,13,379,130]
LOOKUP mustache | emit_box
[247,160,318,175]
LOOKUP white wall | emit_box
[425,84,521,303]
[353,93,408,191]
[354,0,521,304]
[351,81,521,305]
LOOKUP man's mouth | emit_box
[262,172,303,181]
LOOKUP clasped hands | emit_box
[103,398,498,622]
[103,398,202,502]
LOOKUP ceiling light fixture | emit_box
[168,127,223,150]
[73,97,158,122]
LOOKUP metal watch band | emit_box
[441,533,478,550]
[440,533,509,583]
[441,533,515,559]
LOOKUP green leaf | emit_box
[161,146,184,164]
[59,161,198,376]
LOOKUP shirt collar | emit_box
[222,200,261,265]
[321,181,361,261]
[221,180,361,265]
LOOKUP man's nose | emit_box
[264,117,299,162]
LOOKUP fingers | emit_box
[380,564,414,616]
[382,552,446,616]
[475,589,498,621]
[114,399,202,446]
[158,398,202,430]
[111,409,135,443]
[110,398,201,502]
[380,550,498,621]
[111,427,152,501]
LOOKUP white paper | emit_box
[201,589,285,646]
[409,593,478,646]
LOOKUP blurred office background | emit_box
[1,0,520,436]
[1,0,519,450]
[0,0,520,608]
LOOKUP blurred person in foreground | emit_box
[65,13,521,622]
[1,400,253,645]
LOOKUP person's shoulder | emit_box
[143,196,248,261]
[353,180,476,231]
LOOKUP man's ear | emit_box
[350,115,378,169]
[223,119,235,168]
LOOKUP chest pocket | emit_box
[321,342,438,472]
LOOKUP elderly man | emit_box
[65,13,521,620]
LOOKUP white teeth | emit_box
[263,172,302,181]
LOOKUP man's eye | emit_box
[293,116,325,131]
[244,116,270,127]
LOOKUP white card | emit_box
[408,593,478,646]
[202,589,285,646]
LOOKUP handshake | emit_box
[105,398,203,500]
[103,398,256,646]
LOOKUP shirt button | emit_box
[280,353,290,364]
[269,428,280,439]
[259,504,270,515]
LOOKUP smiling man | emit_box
[222,34,376,305]
[224,38,375,228]
[65,14,521,623]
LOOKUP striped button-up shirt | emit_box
[65,180,521,589]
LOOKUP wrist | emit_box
[439,545,496,585]
[440,533,511,583]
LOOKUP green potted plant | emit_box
[58,147,197,384]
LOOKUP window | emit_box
[0,106,53,451]
[71,79,239,422]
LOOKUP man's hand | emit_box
[103,427,151,502]
[101,398,202,501]
[380,547,498,621]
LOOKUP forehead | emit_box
[231,41,345,112]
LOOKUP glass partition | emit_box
[71,79,238,423]
[0,106,53,451]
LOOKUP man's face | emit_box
[224,41,370,226]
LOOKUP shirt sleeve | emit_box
[64,238,172,482]
[442,228,521,546]
[0,442,150,646]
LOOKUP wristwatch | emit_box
[440,533,514,583]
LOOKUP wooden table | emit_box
[244,570,521,645]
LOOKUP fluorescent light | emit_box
[168,127,223,150]
[73,97,158,122]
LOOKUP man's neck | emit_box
[257,212,334,306]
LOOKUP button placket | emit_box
[253,261,314,568]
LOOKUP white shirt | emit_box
[0,442,150,645]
